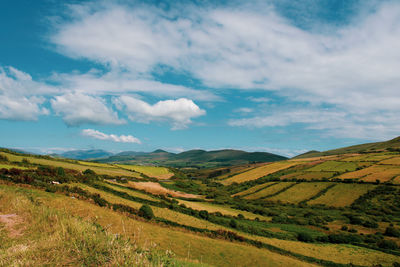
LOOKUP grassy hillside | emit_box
[97,149,287,168]
[294,136,400,159]
[1,147,400,266]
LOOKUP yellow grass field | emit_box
[127,181,200,198]
[282,172,336,180]
[105,182,162,202]
[247,235,400,266]
[307,184,376,207]
[267,182,331,204]
[177,199,271,221]
[221,162,299,185]
[339,165,400,182]
[117,164,174,179]
[360,166,400,183]
[0,184,315,267]
[379,156,400,165]
[74,184,223,231]
[244,182,295,200]
[0,152,141,178]
[232,182,277,197]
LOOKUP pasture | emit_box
[307,183,376,207]
[266,182,331,204]
[232,182,277,197]
[221,162,299,185]
[307,161,359,172]
[117,164,174,179]
[244,182,295,200]
[0,152,141,178]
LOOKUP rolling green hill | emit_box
[97,149,288,168]
[294,136,400,159]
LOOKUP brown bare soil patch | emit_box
[0,214,23,237]
[127,182,200,199]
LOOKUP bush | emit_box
[138,205,154,220]
[199,210,209,220]
[229,219,238,228]
[83,169,96,175]
[384,227,400,237]
[297,232,314,243]
[377,239,398,250]
[341,225,348,231]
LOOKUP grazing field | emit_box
[244,182,295,200]
[339,165,400,182]
[221,162,299,185]
[249,236,400,266]
[307,184,376,207]
[105,181,162,202]
[1,185,316,267]
[77,161,118,168]
[282,171,336,180]
[117,164,174,179]
[0,164,30,170]
[0,152,141,178]
[266,182,332,204]
[232,182,277,197]
[75,184,223,231]
[127,181,200,198]
[307,161,359,172]
[177,199,271,221]
[0,185,199,267]
[380,156,400,165]
[360,166,400,183]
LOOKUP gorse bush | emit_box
[139,204,154,220]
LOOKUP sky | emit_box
[1,0,400,157]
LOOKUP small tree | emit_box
[297,232,314,243]
[384,226,400,237]
[57,167,65,177]
[139,205,154,220]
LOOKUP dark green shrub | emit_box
[384,227,400,237]
[341,225,348,231]
[377,239,398,250]
[138,205,154,220]
[229,219,238,228]
[83,169,96,175]
[297,232,314,242]
[199,210,209,220]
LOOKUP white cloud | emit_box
[82,129,141,144]
[51,92,125,126]
[114,96,206,129]
[0,67,51,120]
[50,1,400,139]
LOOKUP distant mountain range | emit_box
[294,136,400,159]
[55,148,288,168]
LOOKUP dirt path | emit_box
[0,214,23,237]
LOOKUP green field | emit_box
[232,182,277,197]
[307,183,376,207]
[116,164,174,179]
[307,161,359,172]
[0,163,30,170]
[244,182,295,200]
[266,182,332,204]
[222,162,299,185]
[0,152,141,178]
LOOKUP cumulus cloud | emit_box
[0,67,51,120]
[50,1,400,138]
[114,96,206,129]
[82,129,141,144]
[51,92,125,126]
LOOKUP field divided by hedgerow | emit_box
[221,162,299,185]
[244,182,295,200]
[116,164,174,179]
[307,183,376,207]
[0,152,141,178]
[266,182,332,204]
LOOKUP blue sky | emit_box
[1,0,400,157]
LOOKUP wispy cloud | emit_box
[82,129,141,144]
